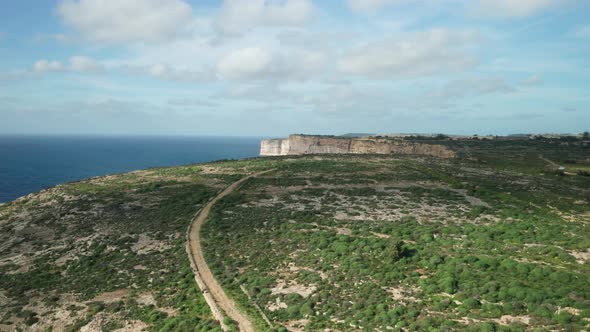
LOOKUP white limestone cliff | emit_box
[260,135,456,158]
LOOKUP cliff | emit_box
[260,135,456,158]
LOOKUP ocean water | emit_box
[0,135,262,203]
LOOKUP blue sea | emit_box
[0,135,262,203]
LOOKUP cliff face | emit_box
[260,135,456,158]
[260,139,290,156]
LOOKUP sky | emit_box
[0,0,589,136]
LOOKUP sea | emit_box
[0,135,262,203]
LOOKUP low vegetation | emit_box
[0,139,589,331]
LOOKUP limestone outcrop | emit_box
[260,135,456,158]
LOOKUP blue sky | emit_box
[0,0,589,136]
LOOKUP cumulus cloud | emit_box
[57,0,194,43]
[301,85,394,116]
[69,56,102,72]
[347,0,405,12]
[148,64,170,78]
[34,56,104,73]
[216,47,327,81]
[473,0,564,18]
[215,0,315,35]
[522,74,543,86]
[167,98,219,108]
[430,77,515,101]
[0,71,33,85]
[294,77,516,117]
[337,28,480,78]
[217,47,274,80]
[34,60,65,73]
[145,64,214,83]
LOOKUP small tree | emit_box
[583,131,589,140]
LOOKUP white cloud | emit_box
[216,46,328,81]
[34,57,104,74]
[148,64,169,78]
[54,34,68,42]
[69,56,102,72]
[215,0,315,35]
[294,76,517,117]
[217,47,274,80]
[522,74,543,86]
[337,28,479,78]
[347,0,405,12]
[430,77,515,101]
[301,85,393,116]
[145,63,214,83]
[0,71,33,84]
[167,98,218,108]
[57,0,194,44]
[34,60,65,73]
[473,0,564,18]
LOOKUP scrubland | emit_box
[1,139,589,331]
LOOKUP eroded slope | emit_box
[0,160,276,331]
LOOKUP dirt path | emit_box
[186,170,274,332]
[539,155,559,168]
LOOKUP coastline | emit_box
[0,135,262,203]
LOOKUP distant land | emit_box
[261,133,590,157]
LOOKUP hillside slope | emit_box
[1,140,589,331]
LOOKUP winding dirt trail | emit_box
[186,170,274,332]
[539,155,559,168]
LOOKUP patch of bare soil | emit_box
[54,250,80,267]
[136,293,156,306]
[569,250,590,264]
[284,319,310,332]
[18,293,88,332]
[133,292,177,316]
[287,263,328,280]
[0,291,8,306]
[267,298,288,312]
[385,285,419,303]
[113,320,149,332]
[556,307,581,315]
[454,317,484,325]
[80,312,113,332]
[493,315,531,326]
[248,183,496,225]
[271,280,317,298]
[131,234,172,255]
[200,165,230,174]
[92,289,129,303]
[159,307,179,317]
[450,189,491,207]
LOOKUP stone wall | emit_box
[260,135,456,158]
